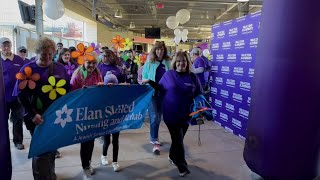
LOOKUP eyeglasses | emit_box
[19,50,27,53]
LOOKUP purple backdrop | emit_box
[0,58,12,179]
[210,11,261,139]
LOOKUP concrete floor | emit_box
[10,119,257,180]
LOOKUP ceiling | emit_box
[74,0,263,39]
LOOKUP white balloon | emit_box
[43,0,65,20]
[176,9,190,25]
[203,49,210,57]
[181,35,188,42]
[182,29,188,36]
[174,29,181,36]
[166,16,179,30]
[174,36,181,45]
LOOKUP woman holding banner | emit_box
[70,51,103,180]
[142,52,202,177]
[14,37,69,180]
[142,41,171,154]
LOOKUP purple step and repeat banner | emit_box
[209,11,261,139]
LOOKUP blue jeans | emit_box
[148,96,162,141]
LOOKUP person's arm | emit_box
[142,61,150,80]
[193,67,204,74]
[192,58,205,74]
[191,73,204,97]
[147,80,161,91]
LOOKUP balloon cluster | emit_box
[43,0,65,20]
[166,9,191,45]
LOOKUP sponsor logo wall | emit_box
[210,11,261,139]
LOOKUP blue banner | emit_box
[210,11,261,139]
[29,85,154,158]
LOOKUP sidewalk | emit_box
[10,119,254,180]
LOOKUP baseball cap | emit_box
[0,37,12,44]
[191,47,201,55]
[17,46,27,52]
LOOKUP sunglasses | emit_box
[19,50,27,53]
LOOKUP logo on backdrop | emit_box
[247,97,251,106]
[236,16,246,22]
[227,54,237,62]
[235,40,245,49]
[248,68,255,77]
[215,77,223,85]
[220,89,229,98]
[54,105,73,128]
[212,43,219,50]
[223,20,233,26]
[242,24,253,34]
[229,27,238,37]
[222,41,231,50]
[209,96,212,103]
[241,53,252,63]
[225,102,235,113]
[239,108,249,119]
[212,32,215,39]
[250,38,258,48]
[232,118,242,129]
[212,65,218,73]
[226,79,235,88]
[215,99,222,107]
[212,108,217,117]
[232,93,243,103]
[233,67,244,76]
[209,76,213,83]
[239,81,251,91]
[221,66,230,74]
[217,30,226,38]
[220,112,228,122]
[216,54,224,62]
[211,87,218,95]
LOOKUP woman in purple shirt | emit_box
[13,37,69,180]
[98,49,125,83]
[143,52,202,177]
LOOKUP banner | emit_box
[29,85,154,158]
[210,11,261,139]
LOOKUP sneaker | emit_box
[83,168,92,180]
[153,145,160,155]
[101,155,109,166]
[150,140,162,146]
[89,165,95,175]
[55,150,61,158]
[168,156,176,166]
[112,162,120,172]
[14,143,24,150]
[179,170,190,177]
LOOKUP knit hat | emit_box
[104,71,118,85]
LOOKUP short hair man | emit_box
[17,46,30,62]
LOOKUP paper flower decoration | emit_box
[122,55,129,61]
[41,76,67,100]
[91,42,101,55]
[133,55,140,66]
[15,66,40,90]
[111,35,125,50]
[140,54,147,64]
[71,43,94,65]
[64,62,76,76]
[123,38,133,50]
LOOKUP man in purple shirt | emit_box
[0,37,26,150]
[191,48,206,88]
[17,46,30,63]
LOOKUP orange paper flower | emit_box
[16,66,40,90]
[111,35,125,50]
[71,43,94,65]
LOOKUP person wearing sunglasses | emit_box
[17,46,30,63]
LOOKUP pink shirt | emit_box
[70,71,103,91]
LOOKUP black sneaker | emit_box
[179,170,190,177]
[14,143,24,150]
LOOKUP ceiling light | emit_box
[237,0,249,2]
[114,9,123,18]
[129,22,135,29]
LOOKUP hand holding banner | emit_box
[29,85,154,158]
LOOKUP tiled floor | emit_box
[9,119,256,180]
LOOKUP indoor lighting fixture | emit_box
[114,9,123,18]
[129,22,135,28]
[237,0,249,2]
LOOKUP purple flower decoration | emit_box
[91,42,101,55]
[64,61,76,76]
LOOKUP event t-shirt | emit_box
[159,70,202,125]
[193,56,206,87]
[1,54,26,102]
[97,63,124,83]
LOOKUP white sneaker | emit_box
[150,140,162,146]
[153,145,160,155]
[112,162,120,172]
[101,155,109,166]
[89,165,95,175]
[83,168,92,180]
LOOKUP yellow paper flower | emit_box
[123,38,133,50]
[41,76,67,100]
